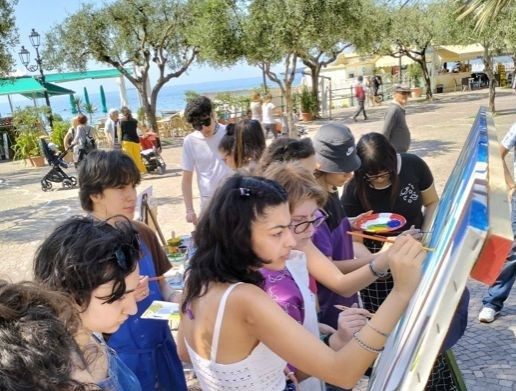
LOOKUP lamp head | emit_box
[18,46,30,67]
[29,29,40,48]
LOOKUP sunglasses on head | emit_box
[112,234,141,271]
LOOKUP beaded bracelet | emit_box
[352,331,384,353]
[366,319,390,338]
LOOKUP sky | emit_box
[12,0,266,93]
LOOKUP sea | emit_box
[0,75,302,124]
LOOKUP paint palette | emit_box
[353,213,407,233]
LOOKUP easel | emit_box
[141,193,167,247]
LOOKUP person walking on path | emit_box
[262,93,279,138]
[181,96,231,225]
[119,107,147,173]
[352,76,368,121]
[104,108,120,150]
[478,122,516,323]
[380,84,412,153]
[250,91,262,122]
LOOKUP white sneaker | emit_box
[478,307,499,323]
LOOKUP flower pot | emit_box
[29,155,46,167]
[411,87,423,98]
[300,112,313,122]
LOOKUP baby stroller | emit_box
[140,131,166,174]
[39,138,77,192]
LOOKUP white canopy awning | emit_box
[375,55,415,68]
[435,44,485,62]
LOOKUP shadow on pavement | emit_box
[155,195,186,207]
[410,139,457,159]
[0,198,82,243]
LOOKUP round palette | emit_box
[353,212,407,233]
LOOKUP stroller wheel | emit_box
[157,165,165,175]
[69,176,78,186]
[62,179,73,189]
[41,181,52,192]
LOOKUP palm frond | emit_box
[457,0,512,30]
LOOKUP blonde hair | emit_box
[70,116,79,128]
[263,161,327,211]
[251,91,261,102]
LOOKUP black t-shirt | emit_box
[324,191,347,231]
[120,118,140,143]
[341,153,434,232]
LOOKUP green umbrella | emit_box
[100,85,107,113]
[83,86,90,106]
[69,94,78,114]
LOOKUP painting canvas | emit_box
[367,107,512,390]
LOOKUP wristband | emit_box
[369,259,389,278]
[321,333,333,346]
[352,331,384,353]
[366,319,390,338]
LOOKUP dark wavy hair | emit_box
[353,132,399,210]
[0,280,99,391]
[219,119,266,168]
[181,174,288,312]
[184,96,213,130]
[78,149,140,212]
[34,215,140,308]
[260,137,315,170]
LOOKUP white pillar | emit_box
[116,75,129,107]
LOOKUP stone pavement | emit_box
[0,88,514,390]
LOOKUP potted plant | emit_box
[407,64,423,98]
[299,86,317,121]
[12,106,48,167]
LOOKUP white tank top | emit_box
[185,283,287,390]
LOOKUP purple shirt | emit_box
[312,192,359,329]
[260,267,305,325]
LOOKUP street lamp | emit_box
[18,28,53,129]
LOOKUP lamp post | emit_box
[18,28,53,129]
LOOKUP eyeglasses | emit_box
[290,210,329,234]
[364,171,391,182]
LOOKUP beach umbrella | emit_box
[83,86,90,106]
[100,85,107,114]
[69,94,78,114]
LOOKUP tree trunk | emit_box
[483,46,496,112]
[419,60,433,100]
[308,64,322,117]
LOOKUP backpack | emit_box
[355,84,365,100]
[83,126,97,153]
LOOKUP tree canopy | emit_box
[0,0,18,76]
[43,0,205,128]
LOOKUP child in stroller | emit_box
[140,131,166,174]
[39,138,77,191]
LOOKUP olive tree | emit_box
[296,0,375,116]
[242,0,309,136]
[0,0,18,76]
[43,0,206,130]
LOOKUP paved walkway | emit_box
[0,88,514,390]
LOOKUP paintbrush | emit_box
[347,231,435,252]
[334,304,373,317]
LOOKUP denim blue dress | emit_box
[107,241,187,390]
[93,334,141,391]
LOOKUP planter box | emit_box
[411,87,423,98]
[29,155,46,167]
[300,112,313,122]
